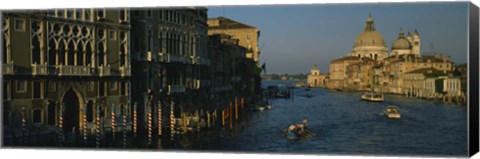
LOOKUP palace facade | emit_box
[2,9,131,143]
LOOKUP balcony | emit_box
[119,65,131,77]
[98,65,111,77]
[231,76,241,82]
[168,85,186,94]
[2,62,14,75]
[57,65,91,76]
[198,57,211,66]
[158,53,166,62]
[31,63,48,75]
[212,85,233,92]
[168,54,190,64]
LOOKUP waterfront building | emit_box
[327,56,360,89]
[207,17,261,63]
[2,8,131,143]
[322,13,463,99]
[307,65,328,87]
[130,8,209,133]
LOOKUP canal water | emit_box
[179,80,468,157]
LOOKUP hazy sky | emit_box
[207,2,469,74]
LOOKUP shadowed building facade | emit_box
[130,8,210,134]
[2,9,131,144]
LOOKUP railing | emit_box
[2,62,14,74]
[168,85,186,94]
[198,57,211,66]
[231,76,241,82]
[212,85,233,92]
[168,54,190,64]
[31,63,48,75]
[57,65,91,76]
[119,65,131,77]
[158,53,166,62]
[98,65,111,77]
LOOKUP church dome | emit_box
[353,14,386,47]
[392,38,411,50]
[391,28,412,50]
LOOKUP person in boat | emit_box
[288,118,309,133]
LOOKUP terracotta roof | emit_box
[208,17,257,30]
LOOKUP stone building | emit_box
[307,65,328,87]
[2,9,131,143]
[323,13,463,98]
[129,8,209,133]
[207,17,261,63]
[328,56,360,89]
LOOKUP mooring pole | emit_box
[111,104,115,141]
[133,102,137,137]
[96,106,101,148]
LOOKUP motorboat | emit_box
[266,105,273,109]
[258,106,265,111]
[384,106,401,119]
[361,92,384,102]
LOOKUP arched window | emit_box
[33,109,42,124]
[67,41,75,65]
[48,39,56,65]
[47,101,55,125]
[86,102,93,122]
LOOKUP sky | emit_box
[207,2,469,74]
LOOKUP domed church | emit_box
[391,28,421,56]
[350,14,389,60]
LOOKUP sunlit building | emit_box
[207,17,261,63]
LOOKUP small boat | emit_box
[266,105,273,109]
[361,92,384,102]
[305,93,313,98]
[258,106,265,111]
[384,106,401,119]
[282,119,315,139]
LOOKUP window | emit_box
[67,10,74,19]
[75,9,82,19]
[88,81,95,91]
[57,10,65,17]
[84,9,91,21]
[147,10,152,17]
[86,102,93,122]
[49,81,56,92]
[110,81,117,91]
[97,9,105,19]
[3,81,10,100]
[33,81,42,99]
[14,19,25,31]
[4,106,10,126]
[16,80,27,93]
[99,82,105,96]
[132,11,140,17]
[109,30,116,40]
[33,109,42,124]
[47,101,55,125]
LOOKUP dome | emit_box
[392,38,411,50]
[353,14,386,48]
[354,31,386,47]
[391,28,411,50]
